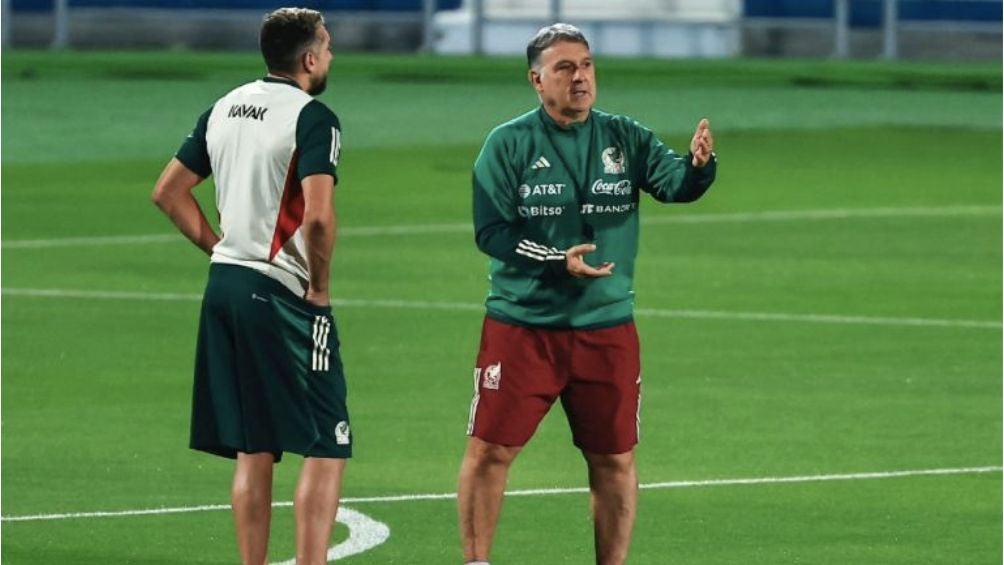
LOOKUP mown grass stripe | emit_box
[3,205,997,249]
[3,288,999,330]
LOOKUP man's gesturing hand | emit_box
[566,243,614,278]
[690,118,714,168]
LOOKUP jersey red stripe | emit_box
[269,151,304,260]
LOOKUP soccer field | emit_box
[1,51,1001,564]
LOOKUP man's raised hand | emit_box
[566,243,614,278]
[690,118,714,168]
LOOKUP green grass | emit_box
[2,51,1000,163]
[2,51,1001,564]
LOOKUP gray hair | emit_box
[526,23,590,69]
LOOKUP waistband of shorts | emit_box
[210,257,306,297]
[485,311,633,332]
[208,263,334,317]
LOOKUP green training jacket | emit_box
[472,106,717,329]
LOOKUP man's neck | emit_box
[542,104,589,128]
[266,72,308,92]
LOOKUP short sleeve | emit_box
[175,106,213,178]
[296,99,341,182]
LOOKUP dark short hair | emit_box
[526,23,589,69]
[260,7,325,74]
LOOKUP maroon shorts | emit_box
[466,316,642,454]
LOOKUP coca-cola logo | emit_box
[590,179,632,196]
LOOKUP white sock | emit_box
[465,562,490,565]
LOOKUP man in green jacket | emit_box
[457,23,717,565]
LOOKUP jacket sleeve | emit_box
[472,129,567,275]
[634,122,716,203]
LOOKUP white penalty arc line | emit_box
[2,466,999,523]
[270,507,390,565]
[2,205,998,249]
[2,287,1000,330]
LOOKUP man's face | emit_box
[530,40,595,120]
[306,25,333,96]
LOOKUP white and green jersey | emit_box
[473,107,717,329]
[176,76,341,296]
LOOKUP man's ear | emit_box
[302,49,317,74]
[528,69,541,91]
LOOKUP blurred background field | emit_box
[1,1,1002,564]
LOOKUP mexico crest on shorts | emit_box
[484,361,502,390]
[602,146,625,174]
[334,421,351,445]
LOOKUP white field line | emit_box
[2,465,999,523]
[271,507,390,565]
[3,233,184,249]
[643,205,999,225]
[2,205,998,249]
[2,287,1000,330]
[633,307,1001,330]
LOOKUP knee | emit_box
[465,438,520,471]
[583,450,636,480]
[232,459,274,503]
[232,475,266,498]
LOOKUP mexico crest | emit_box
[602,146,625,174]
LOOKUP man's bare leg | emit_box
[294,457,346,565]
[232,452,275,565]
[458,437,522,563]
[582,449,637,565]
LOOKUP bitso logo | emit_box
[334,421,351,445]
[483,362,502,390]
[518,205,564,218]
[602,146,625,174]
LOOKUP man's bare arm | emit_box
[151,158,219,255]
[301,173,336,306]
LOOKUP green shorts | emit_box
[190,263,351,462]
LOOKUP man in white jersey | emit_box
[151,8,347,564]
